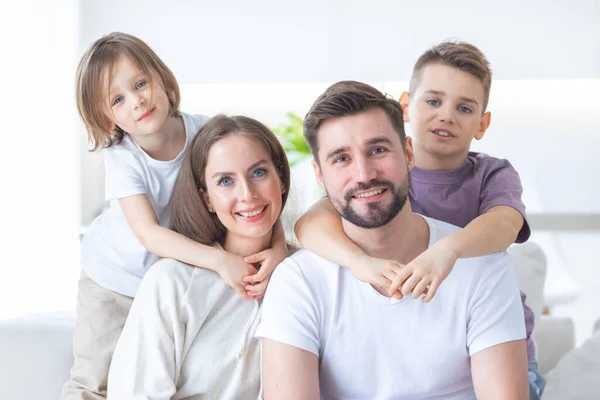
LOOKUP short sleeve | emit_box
[479,159,530,242]
[104,146,146,201]
[467,254,527,356]
[255,257,320,356]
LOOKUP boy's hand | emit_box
[389,239,458,302]
[242,247,287,299]
[351,255,405,299]
[217,252,258,301]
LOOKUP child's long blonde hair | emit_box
[75,32,181,151]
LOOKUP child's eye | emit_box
[136,80,147,90]
[112,95,124,106]
[426,99,440,106]
[253,168,267,178]
[218,177,233,187]
[458,105,472,113]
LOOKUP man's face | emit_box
[313,107,414,229]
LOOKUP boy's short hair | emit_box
[75,32,181,151]
[409,41,492,112]
[304,80,406,163]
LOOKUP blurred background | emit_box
[0,0,599,346]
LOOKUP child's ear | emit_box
[475,111,492,140]
[312,159,325,189]
[399,92,410,123]
[404,136,415,171]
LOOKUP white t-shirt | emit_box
[108,257,262,400]
[256,216,526,400]
[80,112,209,297]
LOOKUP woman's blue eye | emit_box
[112,95,124,106]
[426,99,440,106]
[459,105,472,113]
[218,177,232,186]
[136,80,146,90]
[253,168,267,178]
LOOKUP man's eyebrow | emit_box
[365,136,393,146]
[211,159,268,179]
[325,146,350,161]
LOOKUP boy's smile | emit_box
[403,63,491,170]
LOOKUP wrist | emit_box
[438,236,461,260]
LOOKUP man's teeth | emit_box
[436,131,451,137]
[355,189,384,198]
[238,207,265,217]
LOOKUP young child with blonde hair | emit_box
[62,32,287,399]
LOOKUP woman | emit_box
[107,115,291,399]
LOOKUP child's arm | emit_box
[120,194,257,300]
[294,197,405,295]
[391,205,524,302]
[242,219,289,299]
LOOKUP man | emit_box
[255,81,528,399]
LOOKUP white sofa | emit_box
[0,242,598,399]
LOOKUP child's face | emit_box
[105,55,171,139]
[406,63,490,163]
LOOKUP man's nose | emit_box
[353,156,377,183]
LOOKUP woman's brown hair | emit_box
[75,32,181,151]
[170,115,291,246]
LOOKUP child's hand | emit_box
[242,247,288,299]
[218,252,258,301]
[350,255,405,299]
[389,239,458,302]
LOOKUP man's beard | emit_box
[329,175,410,229]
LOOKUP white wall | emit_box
[78,0,599,83]
[0,0,80,318]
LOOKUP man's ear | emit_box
[399,91,410,123]
[312,159,325,189]
[475,111,492,140]
[199,188,212,211]
[404,136,415,171]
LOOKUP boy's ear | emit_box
[404,136,415,171]
[312,159,325,189]
[475,111,492,140]
[399,91,410,123]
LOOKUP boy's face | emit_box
[404,63,490,164]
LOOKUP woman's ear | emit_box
[199,188,213,212]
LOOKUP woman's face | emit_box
[202,134,284,242]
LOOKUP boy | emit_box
[294,41,545,398]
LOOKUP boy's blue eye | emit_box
[112,95,124,106]
[426,99,440,106]
[136,80,146,90]
[253,168,267,178]
[459,105,472,113]
[218,177,232,186]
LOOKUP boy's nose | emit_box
[438,106,455,124]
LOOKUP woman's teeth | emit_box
[238,207,265,217]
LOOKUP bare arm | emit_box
[471,340,529,400]
[394,206,524,301]
[262,339,320,400]
[444,205,524,259]
[120,194,256,298]
[295,198,403,291]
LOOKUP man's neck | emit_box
[342,204,430,265]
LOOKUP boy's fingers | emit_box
[401,273,422,296]
[422,280,440,303]
[244,251,266,264]
[235,284,249,301]
[411,278,430,299]
[389,268,412,295]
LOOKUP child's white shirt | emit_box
[80,112,209,297]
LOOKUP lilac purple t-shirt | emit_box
[409,151,536,359]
